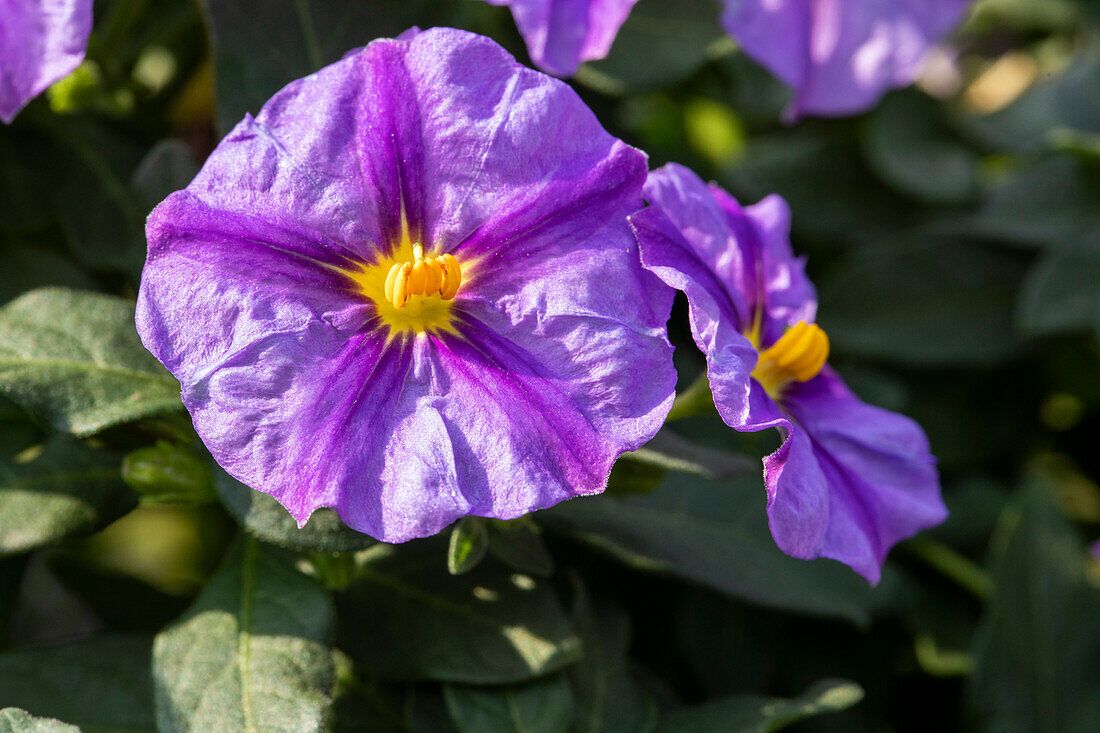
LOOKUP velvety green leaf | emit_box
[655,680,863,733]
[153,537,336,733]
[541,472,874,624]
[337,542,582,683]
[627,429,755,479]
[1018,245,1100,339]
[213,467,375,553]
[969,481,1100,733]
[0,437,135,557]
[448,517,489,576]
[0,288,182,436]
[0,634,156,733]
[444,676,574,733]
[863,92,978,204]
[817,238,1027,366]
[488,521,554,578]
[579,0,725,94]
[568,585,658,733]
[0,709,79,733]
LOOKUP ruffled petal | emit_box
[721,0,971,118]
[0,0,92,123]
[482,0,640,77]
[783,368,947,582]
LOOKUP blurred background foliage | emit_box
[1,0,1099,731]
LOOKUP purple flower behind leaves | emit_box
[721,0,972,118]
[0,0,93,123]
[631,163,946,582]
[137,28,676,542]
[481,0,639,76]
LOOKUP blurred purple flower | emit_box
[137,28,675,542]
[631,163,945,582]
[721,0,972,118]
[481,0,639,76]
[1092,540,1100,561]
[0,0,93,123]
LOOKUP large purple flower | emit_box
[137,28,676,542]
[481,0,639,77]
[631,163,945,581]
[721,0,972,118]
[0,0,93,123]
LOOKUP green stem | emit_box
[665,372,717,422]
[904,537,993,599]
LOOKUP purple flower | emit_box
[137,28,676,542]
[631,163,945,582]
[0,0,93,123]
[481,0,639,77]
[721,0,972,118]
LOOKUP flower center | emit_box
[345,240,464,337]
[750,320,830,399]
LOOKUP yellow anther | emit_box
[380,244,463,311]
[438,253,462,300]
[752,321,829,398]
[390,262,412,309]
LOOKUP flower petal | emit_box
[783,368,947,582]
[721,0,971,118]
[482,0,640,77]
[0,0,92,123]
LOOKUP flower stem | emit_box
[903,537,992,599]
[665,372,717,422]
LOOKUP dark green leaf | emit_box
[213,467,375,553]
[579,0,725,94]
[0,634,156,733]
[448,517,489,576]
[817,238,1027,366]
[0,245,95,308]
[654,679,863,733]
[542,472,874,624]
[337,542,582,683]
[1018,244,1100,340]
[154,537,336,733]
[969,480,1100,733]
[0,288,182,436]
[568,584,658,733]
[131,139,200,211]
[488,521,554,578]
[444,676,574,733]
[0,709,79,733]
[863,92,978,204]
[122,442,216,504]
[0,437,135,557]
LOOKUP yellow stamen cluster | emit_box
[752,321,830,397]
[383,243,462,309]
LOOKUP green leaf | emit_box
[337,542,583,683]
[654,680,864,733]
[0,245,95,308]
[131,139,201,211]
[541,472,874,624]
[1018,245,1100,340]
[0,709,79,733]
[448,517,489,576]
[153,537,336,733]
[488,521,555,578]
[0,437,136,557]
[863,92,978,204]
[123,442,216,505]
[214,467,375,553]
[578,0,725,94]
[817,238,1027,366]
[568,584,658,733]
[444,676,574,733]
[969,480,1100,733]
[0,634,156,733]
[0,288,182,436]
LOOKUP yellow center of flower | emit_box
[345,237,464,337]
[749,319,830,399]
